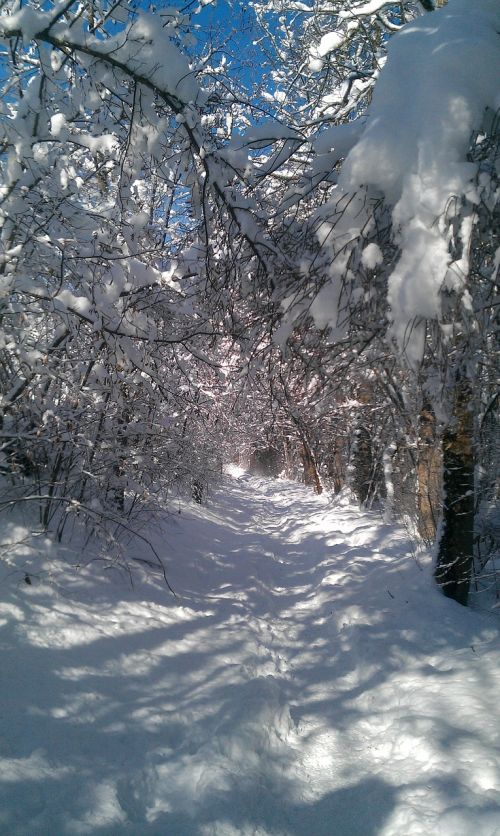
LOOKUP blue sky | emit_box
[192,0,269,86]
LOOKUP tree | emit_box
[0,0,498,608]
[283,0,500,603]
[0,0,267,542]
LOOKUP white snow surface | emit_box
[1,473,500,835]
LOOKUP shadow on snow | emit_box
[0,474,498,834]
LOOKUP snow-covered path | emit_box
[1,473,500,835]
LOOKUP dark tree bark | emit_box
[435,371,474,606]
[192,480,203,503]
[352,425,374,505]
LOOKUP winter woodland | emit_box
[0,0,499,604]
[1,1,500,833]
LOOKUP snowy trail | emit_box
[1,473,500,835]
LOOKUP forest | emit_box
[1,2,500,833]
[0,0,499,607]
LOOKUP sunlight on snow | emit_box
[0,474,499,834]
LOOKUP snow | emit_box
[309,31,349,70]
[78,133,119,155]
[361,242,383,270]
[317,32,346,57]
[79,12,201,106]
[315,0,500,364]
[50,113,68,138]
[1,473,499,834]
[1,8,202,111]
[0,6,46,41]
[338,0,396,18]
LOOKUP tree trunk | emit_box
[325,441,344,494]
[300,438,322,495]
[435,371,474,606]
[352,425,373,505]
[417,401,442,542]
[113,398,131,513]
[282,436,295,480]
